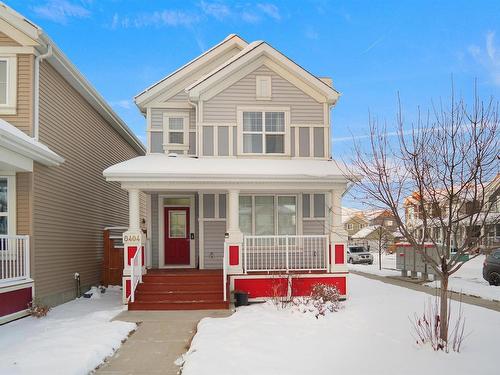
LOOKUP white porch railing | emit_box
[243,235,329,273]
[0,235,30,283]
[129,247,142,303]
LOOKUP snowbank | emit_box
[180,274,499,375]
[0,286,135,375]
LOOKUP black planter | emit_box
[234,291,249,307]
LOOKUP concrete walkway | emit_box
[350,270,500,312]
[96,309,232,375]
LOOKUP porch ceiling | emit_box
[103,154,350,190]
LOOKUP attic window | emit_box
[256,76,271,100]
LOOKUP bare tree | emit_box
[373,226,391,270]
[347,86,499,344]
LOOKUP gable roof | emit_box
[134,34,248,108]
[0,3,145,155]
[186,41,340,104]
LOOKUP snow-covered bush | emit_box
[411,295,467,353]
[290,283,341,318]
[28,302,50,318]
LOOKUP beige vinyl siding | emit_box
[16,172,32,236]
[303,220,326,235]
[0,32,21,46]
[203,65,324,124]
[203,220,225,269]
[0,54,34,136]
[33,61,143,306]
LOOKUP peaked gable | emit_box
[135,34,248,109]
[187,42,340,104]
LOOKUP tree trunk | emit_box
[379,248,382,270]
[439,273,449,343]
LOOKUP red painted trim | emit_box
[395,242,436,248]
[334,244,345,264]
[329,244,332,264]
[127,246,137,266]
[234,278,288,298]
[229,245,239,266]
[125,279,131,298]
[141,246,145,265]
[292,277,346,296]
[233,276,347,298]
[0,287,32,317]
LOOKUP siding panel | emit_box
[204,65,324,124]
[203,221,225,269]
[303,220,326,235]
[1,54,33,136]
[0,32,21,46]
[33,61,143,306]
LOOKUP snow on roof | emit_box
[341,207,362,223]
[351,225,382,239]
[103,154,348,182]
[0,119,64,166]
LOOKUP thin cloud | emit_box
[468,31,500,86]
[111,10,200,29]
[257,3,281,20]
[199,1,230,20]
[110,99,133,110]
[31,0,90,24]
[305,27,319,40]
[362,35,385,54]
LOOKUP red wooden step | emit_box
[135,290,224,302]
[128,300,229,311]
[141,274,222,283]
[137,282,223,292]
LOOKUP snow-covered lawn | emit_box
[0,286,135,375]
[180,274,499,375]
[349,253,500,301]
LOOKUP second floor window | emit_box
[242,111,285,154]
[0,60,7,105]
[168,118,184,144]
[162,112,189,151]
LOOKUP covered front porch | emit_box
[103,155,350,306]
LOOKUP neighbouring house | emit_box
[403,175,500,251]
[103,34,350,309]
[342,207,398,242]
[350,225,395,253]
[0,5,145,323]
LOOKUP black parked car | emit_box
[483,249,500,286]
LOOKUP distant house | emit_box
[351,225,395,252]
[0,4,144,323]
[403,175,500,251]
[342,207,398,241]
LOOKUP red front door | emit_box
[164,207,190,265]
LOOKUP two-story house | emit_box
[403,175,500,250]
[0,4,144,323]
[104,35,350,309]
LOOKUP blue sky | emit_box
[7,0,500,157]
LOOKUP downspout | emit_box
[187,96,199,157]
[34,44,53,140]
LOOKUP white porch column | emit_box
[226,189,243,274]
[329,189,348,273]
[122,188,145,304]
[128,188,140,231]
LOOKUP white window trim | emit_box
[0,174,16,237]
[162,112,190,151]
[236,106,291,156]
[0,55,17,115]
[256,75,272,100]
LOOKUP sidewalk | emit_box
[96,309,232,375]
[350,270,500,312]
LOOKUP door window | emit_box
[169,211,186,238]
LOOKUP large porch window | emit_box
[0,176,14,236]
[239,195,297,236]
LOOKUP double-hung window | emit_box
[162,112,189,152]
[0,55,17,115]
[240,110,288,154]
